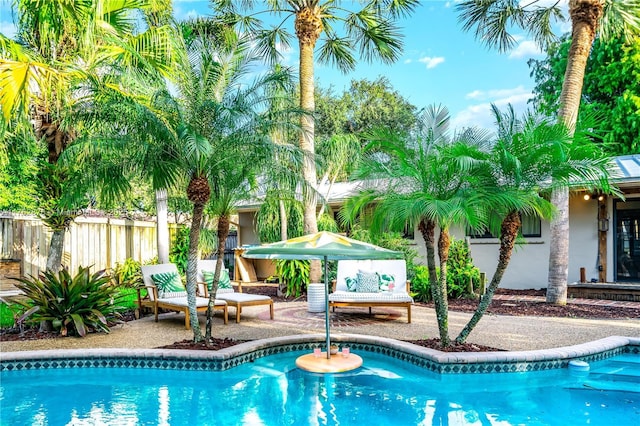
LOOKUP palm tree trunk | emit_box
[156,189,170,264]
[279,199,288,241]
[45,229,65,272]
[547,0,603,305]
[435,227,451,347]
[456,211,521,344]
[205,215,230,341]
[418,218,449,346]
[297,8,321,283]
[186,202,205,341]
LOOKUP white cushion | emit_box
[156,296,227,308]
[216,293,271,303]
[329,290,413,303]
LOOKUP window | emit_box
[468,214,541,238]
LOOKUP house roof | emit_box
[613,154,640,186]
[237,154,640,212]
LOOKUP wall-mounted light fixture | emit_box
[583,193,605,201]
[598,218,609,232]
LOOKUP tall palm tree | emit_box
[0,0,180,271]
[456,0,640,304]
[159,34,295,341]
[455,105,615,344]
[341,106,490,347]
[211,0,418,282]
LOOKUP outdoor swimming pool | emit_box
[1,350,638,425]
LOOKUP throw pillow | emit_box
[203,269,232,291]
[378,273,396,292]
[356,270,379,293]
[151,271,184,298]
[344,276,358,292]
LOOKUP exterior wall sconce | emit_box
[583,193,605,201]
[598,218,609,232]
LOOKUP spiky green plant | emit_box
[13,266,124,337]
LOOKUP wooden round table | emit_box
[296,352,363,373]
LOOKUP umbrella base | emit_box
[296,352,363,373]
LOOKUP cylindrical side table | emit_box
[307,283,325,313]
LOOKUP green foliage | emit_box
[446,239,481,299]
[409,240,480,302]
[111,258,142,288]
[317,213,339,233]
[12,266,124,337]
[348,226,418,280]
[169,226,190,275]
[530,35,640,155]
[256,196,304,243]
[410,265,432,302]
[275,259,310,298]
[0,302,24,328]
[315,77,417,144]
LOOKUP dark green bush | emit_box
[410,265,432,302]
[13,266,125,337]
[275,259,310,297]
[447,238,480,299]
[170,226,190,275]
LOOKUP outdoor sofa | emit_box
[329,259,413,323]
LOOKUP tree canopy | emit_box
[529,35,640,155]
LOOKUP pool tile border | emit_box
[1,335,638,375]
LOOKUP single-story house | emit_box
[235,154,640,291]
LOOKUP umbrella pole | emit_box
[324,255,331,360]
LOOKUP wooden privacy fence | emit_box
[0,213,163,284]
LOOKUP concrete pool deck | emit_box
[1,299,639,353]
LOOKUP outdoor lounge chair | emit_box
[139,264,228,329]
[197,259,274,323]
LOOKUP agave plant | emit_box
[13,266,124,337]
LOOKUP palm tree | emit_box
[455,105,615,344]
[341,106,489,347]
[211,0,418,283]
[157,33,295,340]
[456,0,640,304]
[0,0,180,271]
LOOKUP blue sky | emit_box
[1,0,570,131]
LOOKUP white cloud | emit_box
[404,59,412,64]
[452,88,534,131]
[509,40,543,59]
[464,85,530,101]
[418,56,445,69]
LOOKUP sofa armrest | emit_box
[405,280,411,293]
[331,279,337,292]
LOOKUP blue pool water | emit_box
[1,351,638,425]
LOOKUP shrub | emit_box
[410,265,432,302]
[275,259,310,297]
[170,226,190,275]
[13,266,125,337]
[110,258,142,288]
[447,238,480,299]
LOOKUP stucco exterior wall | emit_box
[410,195,607,290]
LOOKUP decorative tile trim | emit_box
[1,335,637,375]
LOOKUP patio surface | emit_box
[1,297,638,353]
